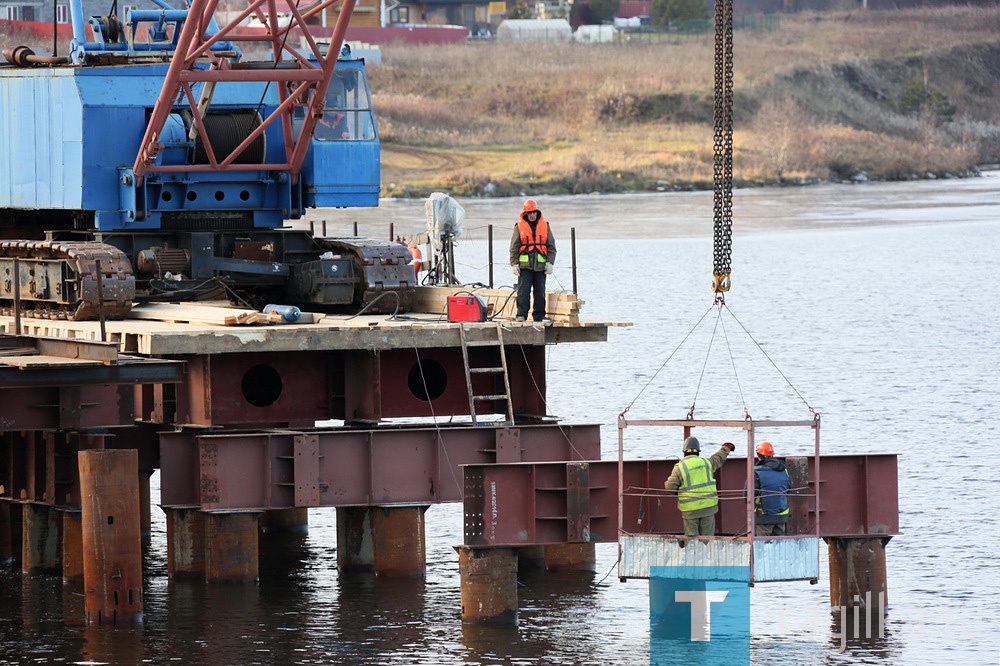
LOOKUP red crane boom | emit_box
[133,0,357,185]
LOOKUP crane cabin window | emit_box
[314,69,375,142]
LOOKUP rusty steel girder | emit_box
[0,432,110,506]
[159,423,601,511]
[170,345,548,428]
[462,454,900,547]
[0,335,183,431]
[0,385,133,431]
[0,428,162,508]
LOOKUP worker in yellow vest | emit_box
[664,436,735,536]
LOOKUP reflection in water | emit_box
[81,622,145,665]
[165,579,264,662]
[827,607,899,663]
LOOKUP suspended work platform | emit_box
[458,417,899,620]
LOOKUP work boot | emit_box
[533,317,552,323]
[515,316,526,322]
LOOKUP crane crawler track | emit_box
[315,238,416,314]
[0,241,135,321]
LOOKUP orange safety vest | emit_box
[516,218,549,265]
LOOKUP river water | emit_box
[2,175,999,664]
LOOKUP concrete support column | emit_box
[457,546,518,624]
[79,449,143,625]
[372,506,427,578]
[337,505,428,578]
[139,471,152,546]
[22,503,61,573]
[541,543,596,571]
[62,510,84,585]
[260,508,309,535]
[826,536,891,611]
[0,501,23,569]
[165,508,206,579]
[0,502,12,567]
[204,512,259,583]
[337,506,374,573]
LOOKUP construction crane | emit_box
[0,0,414,319]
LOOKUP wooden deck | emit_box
[0,297,628,357]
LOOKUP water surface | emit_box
[2,174,998,664]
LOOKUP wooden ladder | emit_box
[459,322,515,426]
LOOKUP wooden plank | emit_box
[1,308,619,356]
[413,286,583,324]
[0,354,106,369]
[127,303,269,326]
[34,338,119,364]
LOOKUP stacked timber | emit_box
[413,287,583,324]
[127,303,285,326]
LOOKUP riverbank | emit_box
[371,6,1000,198]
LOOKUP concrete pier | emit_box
[0,502,14,567]
[139,471,152,546]
[204,513,260,583]
[22,503,61,574]
[165,508,206,579]
[62,510,84,584]
[337,506,429,577]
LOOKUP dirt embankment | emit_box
[747,42,1000,171]
[373,9,1000,197]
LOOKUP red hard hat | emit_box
[522,199,539,212]
[756,441,774,457]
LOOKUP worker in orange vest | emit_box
[509,199,557,322]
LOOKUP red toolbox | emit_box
[447,294,487,322]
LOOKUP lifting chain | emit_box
[712,0,734,296]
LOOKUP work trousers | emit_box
[516,269,547,320]
[681,514,716,537]
[755,522,787,537]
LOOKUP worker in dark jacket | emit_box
[509,199,556,322]
[664,436,735,536]
[754,441,791,536]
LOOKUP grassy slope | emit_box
[371,6,1000,197]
